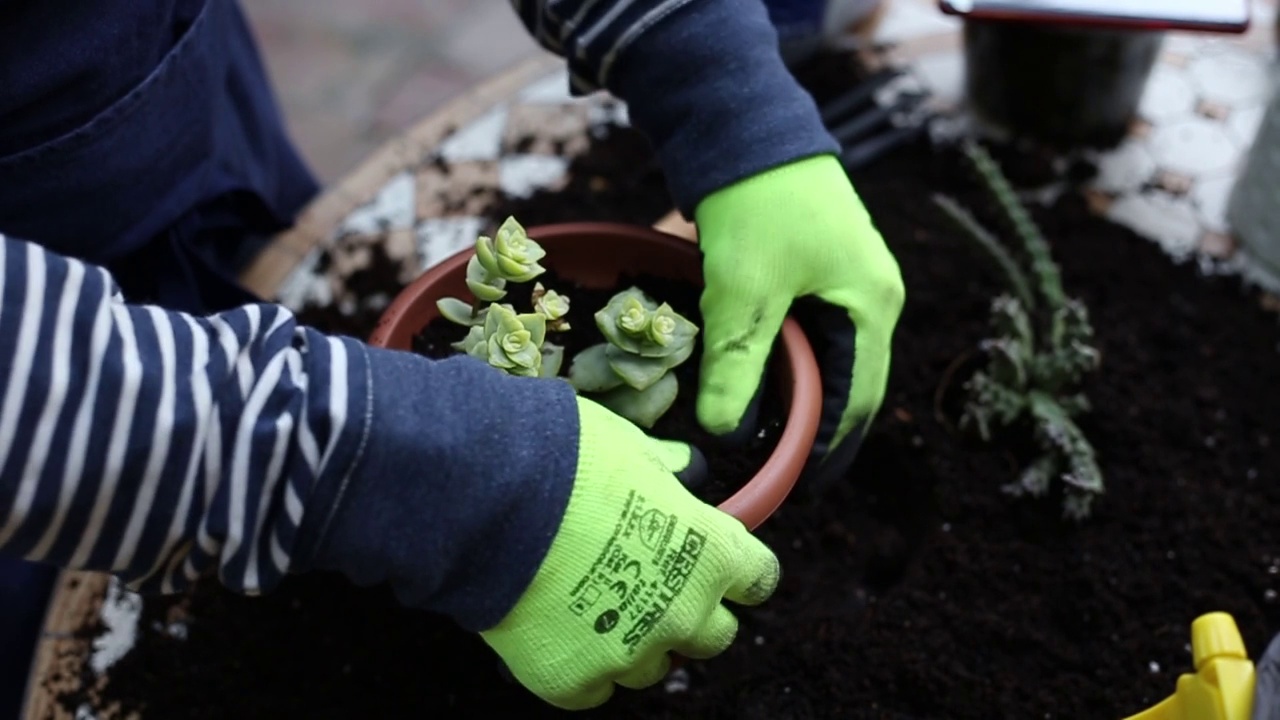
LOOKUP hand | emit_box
[694,153,905,487]
[479,396,780,710]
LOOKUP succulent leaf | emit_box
[605,346,670,391]
[438,297,483,326]
[531,283,571,331]
[478,304,544,378]
[567,343,626,393]
[594,372,679,429]
[540,343,565,379]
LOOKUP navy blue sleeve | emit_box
[509,0,840,216]
[0,233,578,632]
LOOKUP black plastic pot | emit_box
[963,19,1164,148]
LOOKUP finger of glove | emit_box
[696,269,789,440]
[672,604,740,660]
[790,296,858,462]
[720,523,781,607]
[800,287,896,487]
[546,678,615,712]
[644,438,709,491]
[615,649,673,690]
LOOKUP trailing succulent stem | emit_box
[434,216,700,429]
[568,287,699,428]
[453,303,552,378]
[437,216,551,327]
[438,216,568,378]
[933,140,1103,520]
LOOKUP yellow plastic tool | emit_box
[1122,612,1257,720]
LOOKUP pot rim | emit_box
[369,221,822,531]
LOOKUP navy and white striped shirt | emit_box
[0,0,837,629]
[0,233,372,598]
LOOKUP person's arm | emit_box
[0,233,576,630]
[510,1,905,490]
[508,0,840,217]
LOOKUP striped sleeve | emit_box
[508,0,699,94]
[0,233,373,597]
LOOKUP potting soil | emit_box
[49,54,1280,720]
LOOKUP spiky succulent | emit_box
[568,288,698,428]
[933,139,1104,520]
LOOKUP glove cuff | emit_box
[296,346,580,632]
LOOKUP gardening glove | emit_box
[480,396,781,710]
[694,153,905,488]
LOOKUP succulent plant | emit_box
[531,282,570,332]
[568,287,698,428]
[452,303,556,379]
[933,139,1103,520]
[438,216,547,327]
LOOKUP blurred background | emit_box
[243,0,542,182]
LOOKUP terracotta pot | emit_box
[369,222,822,530]
[963,19,1164,148]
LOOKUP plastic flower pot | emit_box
[369,222,822,531]
[1227,70,1280,281]
[962,18,1164,148]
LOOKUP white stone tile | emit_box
[499,155,570,198]
[1091,139,1157,194]
[340,171,416,234]
[1188,49,1271,105]
[417,216,485,270]
[517,69,577,104]
[914,51,965,105]
[1191,174,1238,233]
[1148,117,1240,176]
[275,248,333,310]
[90,577,142,675]
[1228,101,1269,147]
[1161,32,1207,56]
[587,96,631,128]
[1138,65,1197,123]
[1107,192,1202,260]
[873,0,961,45]
[439,104,509,162]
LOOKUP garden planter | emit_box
[29,50,1280,720]
[1226,69,1280,280]
[963,19,1164,148]
[368,222,822,528]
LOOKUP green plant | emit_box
[567,288,699,428]
[933,140,1103,520]
[436,215,700,428]
[438,216,567,379]
[453,303,552,378]
[437,216,549,325]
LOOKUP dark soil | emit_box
[59,52,1280,720]
[410,268,785,507]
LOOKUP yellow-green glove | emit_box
[695,153,905,487]
[480,396,780,710]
